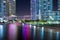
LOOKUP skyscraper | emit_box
[0,0,6,17]
[58,0,60,11]
[39,0,53,20]
[30,0,39,20]
[31,0,60,20]
[0,0,16,17]
[6,0,16,16]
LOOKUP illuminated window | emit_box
[13,0,15,1]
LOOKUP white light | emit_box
[49,16,54,20]
[0,18,3,22]
[30,24,32,28]
[41,27,44,40]
[22,23,24,26]
[3,1,6,3]
[34,26,36,29]
[3,20,8,22]
[0,25,3,30]
[13,0,15,1]
[39,10,41,20]
[0,25,3,37]
[42,27,44,30]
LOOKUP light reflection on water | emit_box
[22,24,60,40]
[48,29,52,40]
[40,27,44,40]
[56,32,59,40]
[8,23,17,40]
[0,25,3,40]
[0,23,60,40]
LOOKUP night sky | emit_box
[53,0,58,11]
[16,0,30,16]
[16,0,57,16]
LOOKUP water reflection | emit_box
[41,27,44,40]
[56,32,59,40]
[48,29,52,40]
[0,25,3,40]
[8,23,17,40]
[0,23,60,40]
[33,26,36,40]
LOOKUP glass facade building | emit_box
[31,0,60,20]
[40,0,53,20]
[30,0,39,20]
[0,0,16,17]
[0,0,6,17]
[6,0,16,16]
[8,0,16,16]
[58,0,60,11]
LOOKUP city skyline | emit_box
[0,0,58,17]
[16,0,57,16]
[31,0,60,20]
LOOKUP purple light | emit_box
[22,24,30,40]
[8,23,17,40]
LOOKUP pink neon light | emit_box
[8,23,17,40]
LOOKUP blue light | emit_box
[48,29,52,40]
[29,24,33,40]
[33,26,36,37]
[0,25,3,40]
[56,31,59,40]
[40,27,44,40]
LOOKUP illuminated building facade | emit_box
[40,0,53,20]
[6,0,16,16]
[0,0,16,17]
[30,0,39,20]
[58,0,60,11]
[0,0,6,17]
[31,0,60,20]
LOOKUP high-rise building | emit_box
[31,0,60,20]
[39,0,53,20]
[30,0,39,20]
[58,0,60,11]
[0,0,16,17]
[0,0,6,17]
[6,0,16,16]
